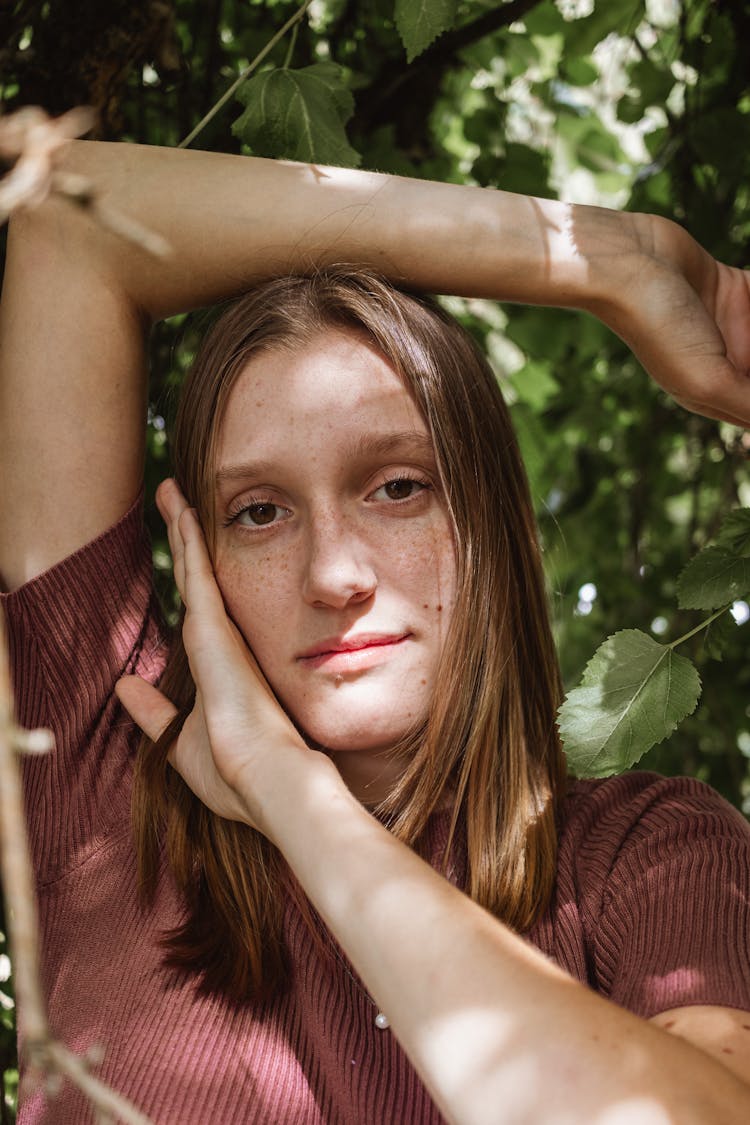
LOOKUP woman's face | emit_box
[212,328,456,799]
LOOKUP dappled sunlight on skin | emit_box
[596,1101,672,1125]
[415,1002,676,1124]
[529,197,582,291]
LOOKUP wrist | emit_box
[236,741,352,847]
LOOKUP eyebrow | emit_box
[214,430,436,487]
[348,430,436,461]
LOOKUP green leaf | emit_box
[511,359,559,411]
[714,508,750,557]
[676,548,750,611]
[562,0,644,55]
[629,58,675,106]
[689,109,750,177]
[558,629,701,778]
[524,2,566,38]
[562,57,599,87]
[394,0,457,63]
[231,63,360,166]
[493,142,551,196]
[703,609,738,662]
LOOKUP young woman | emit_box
[1,140,749,1124]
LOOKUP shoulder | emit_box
[2,493,168,731]
[561,770,749,856]
[557,769,750,936]
[556,771,750,922]
[553,773,750,1017]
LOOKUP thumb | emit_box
[115,675,177,742]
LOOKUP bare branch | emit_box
[0,106,95,217]
[0,605,155,1124]
[0,107,171,257]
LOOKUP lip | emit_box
[297,632,411,673]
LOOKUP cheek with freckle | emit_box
[214,547,295,651]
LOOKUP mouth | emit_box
[297,633,411,673]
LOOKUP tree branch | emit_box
[0,612,156,1122]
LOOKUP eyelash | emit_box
[223,496,288,530]
[223,473,432,531]
[368,475,431,503]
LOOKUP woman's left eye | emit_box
[370,477,428,502]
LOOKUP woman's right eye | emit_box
[228,502,289,529]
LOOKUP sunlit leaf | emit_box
[394,0,457,63]
[558,630,701,778]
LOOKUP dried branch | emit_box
[50,169,171,258]
[0,107,170,257]
[0,605,154,1124]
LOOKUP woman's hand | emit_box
[578,208,750,426]
[115,479,339,842]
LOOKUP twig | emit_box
[0,108,171,258]
[50,170,171,258]
[0,608,48,1047]
[178,0,314,150]
[28,1043,153,1125]
[0,605,154,1124]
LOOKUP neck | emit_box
[328,744,409,807]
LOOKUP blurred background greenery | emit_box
[1,0,749,1117]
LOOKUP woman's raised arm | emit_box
[2,141,747,590]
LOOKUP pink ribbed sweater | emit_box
[4,498,750,1124]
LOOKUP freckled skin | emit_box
[212,330,457,801]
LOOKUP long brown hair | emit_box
[133,269,567,998]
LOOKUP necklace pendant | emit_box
[374,1012,390,1030]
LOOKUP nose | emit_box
[302,510,377,610]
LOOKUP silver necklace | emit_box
[334,947,390,1030]
[313,912,390,1029]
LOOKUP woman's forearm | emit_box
[255,760,750,1125]
[63,141,614,320]
[45,141,750,429]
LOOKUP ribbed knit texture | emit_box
[3,497,750,1124]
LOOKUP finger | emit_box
[673,357,750,427]
[115,675,178,742]
[156,478,190,598]
[179,506,228,624]
[176,508,257,704]
[677,398,749,428]
[157,480,188,591]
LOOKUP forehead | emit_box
[216,329,429,464]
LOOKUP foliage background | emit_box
[1,0,749,1117]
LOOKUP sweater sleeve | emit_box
[569,773,750,1019]
[0,496,167,880]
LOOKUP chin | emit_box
[274,675,430,755]
[293,707,420,755]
